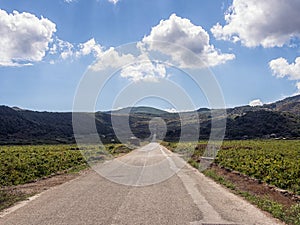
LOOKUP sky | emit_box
[1,0,300,112]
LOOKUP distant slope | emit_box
[1,95,300,144]
[0,107,114,144]
[108,106,169,115]
[265,95,300,115]
[0,106,74,144]
[226,110,300,139]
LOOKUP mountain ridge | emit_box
[1,95,300,144]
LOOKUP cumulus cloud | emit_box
[269,57,300,93]
[90,47,135,71]
[90,14,235,82]
[49,37,135,71]
[54,14,235,82]
[75,38,102,57]
[88,43,167,82]
[164,108,177,113]
[60,44,74,60]
[140,14,235,68]
[249,99,263,107]
[269,57,300,80]
[211,0,300,48]
[53,39,74,60]
[52,38,102,61]
[0,9,56,66]
[120,61,166,82]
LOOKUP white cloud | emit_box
[249,99,263,107]
[269,57,300,94]
[108,0,119,4]
[76,38,102,57]
[88,43,167,82]
[120,61,167,82]
[211,0,300,48]
[0,9,56,66]
[295,82,300,94]
[164,108,177,113]
[51,38,101,61]
[269,57,300,80]
[52,14,235,82]
[88,14,235,83]
[140,13,235,68]
[90,47,135,71]
[57,39,74,60]
[49,37,134,70]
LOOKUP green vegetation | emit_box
[0,190,29,211]
[161,141,209,168]
[216,140,300,195]
[0,143,132,211]
[164,140,300,195]
[0,145,87,186]
[204,169,300,225]
[0,144,87,211]
[0,144,132,187]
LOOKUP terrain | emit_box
[1,97,300,223]
[0,143,284,225]
[1,95,300,144]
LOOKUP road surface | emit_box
[0,143,283,225]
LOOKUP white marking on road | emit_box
[159,145,231,224]
[0,194,41,218]
[135,150,150,186]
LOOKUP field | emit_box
[0,145,85,186]
[164,140,300,195]
[1,141,299,223]
[0,144,134,187]
[216,140,300,195]
[0,143,131,210]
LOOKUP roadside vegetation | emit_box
[216,140,300,194]
[0,143,132,211]
[203,169,300,224]
[162,140,300,225]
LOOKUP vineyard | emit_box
[0,144,131,187]
[215,140,300,195]
[164,140,300,195]
[0,145,87,186]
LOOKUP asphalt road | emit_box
[0,143,284,225]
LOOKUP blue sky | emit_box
[1,0,300,111]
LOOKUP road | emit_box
[0,143,283,225]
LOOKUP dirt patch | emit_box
[210,164,300,208]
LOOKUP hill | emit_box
[1,95,300,144]
[108,106,169,115]
[265,95,300,115]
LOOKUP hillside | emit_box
[1,95,300,144]
[108,106,169,115]
[265,95,300,115]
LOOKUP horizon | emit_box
[2,92,295,113]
